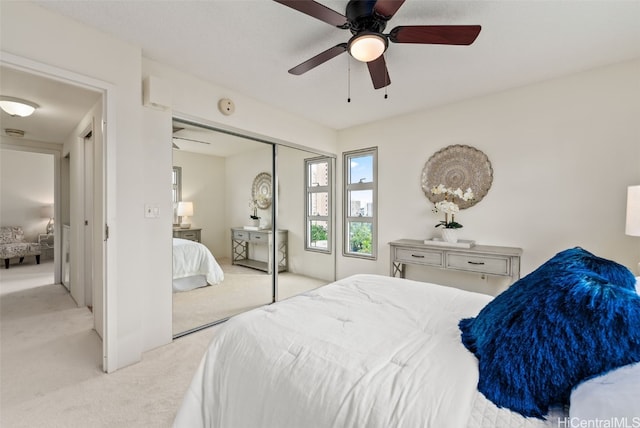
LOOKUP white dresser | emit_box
[389,239,522,284]
[231,228,288,274]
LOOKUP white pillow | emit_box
[570,362,640,420]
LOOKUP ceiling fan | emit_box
[274,0,481,89]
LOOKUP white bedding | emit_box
[172,238,224,292]
[174,274,567,427]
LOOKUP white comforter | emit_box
[174,274,565,428]
[172,238,224,289]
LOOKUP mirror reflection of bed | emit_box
[171,119,335,337]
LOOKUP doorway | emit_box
[0,55,113,371]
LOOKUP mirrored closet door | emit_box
[171,119,336,338]
[171,119,275,337]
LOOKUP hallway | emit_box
[0,260,217,427]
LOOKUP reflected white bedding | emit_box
[172,238,224,292]
[174,274,565,427]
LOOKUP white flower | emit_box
[430,183,474,228]
[431,184,447,195]
[435,200,459,215]
[462,188,474,201]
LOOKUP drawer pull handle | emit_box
[468,261,485,265]
[411,254,425,258]
[255,236,262,239]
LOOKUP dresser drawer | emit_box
[394,248,443,267]
[446,253,511,276]
[249,232,267,243]
[174,228,201,242]
[233,230,249,240]
[180,231,198,240]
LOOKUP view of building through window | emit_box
[306,157,331,252]
[344,148,376,258]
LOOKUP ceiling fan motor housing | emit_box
[346,0,389,35]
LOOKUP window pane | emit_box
[348,155,373,184]
[308,161,329,187]
[308,220,329,249]
[348,190,373,217]
[348,222,372,255]
[308,192,329,216]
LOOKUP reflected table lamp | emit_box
[41,205,54,234]
[177,201,193,229]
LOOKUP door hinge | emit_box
[105,224,109,241]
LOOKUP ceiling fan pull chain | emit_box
[347,56,351,103]
[385,70,389,99]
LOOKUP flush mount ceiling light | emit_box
[348,32,388,63]
[0,96,39,117]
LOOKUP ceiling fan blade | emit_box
[288,43,348,75]
[367,55,391,89]
[373,0,406,20]
[273,0,348,28]
[389,25,481,45]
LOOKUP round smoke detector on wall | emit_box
[218,98,235,116]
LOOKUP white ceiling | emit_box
[2,0,640,145]
[0,66,101,143]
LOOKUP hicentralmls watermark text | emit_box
[558,417,640,428]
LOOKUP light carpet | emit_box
[1,260,329,427]
[173,259,329,335]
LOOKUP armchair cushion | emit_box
[0,226,41,268]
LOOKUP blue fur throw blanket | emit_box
[459,247,640,418]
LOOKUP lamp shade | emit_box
[40,205,54,219]
[626,185,640,237]
[177,201,193,217]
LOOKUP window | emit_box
[305,157,332,252]
[172,166,182,226]
[343,148,377,259]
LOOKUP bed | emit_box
[174,248,640,427]
[172,238,224,292]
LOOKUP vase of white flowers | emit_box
[431,184,474,243]
[248,199,260,227]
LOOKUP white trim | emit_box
[172,111,337,159]
[1,51,118,373]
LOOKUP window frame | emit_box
[172,166,182,226]
[343,147,377,260]
[304,156,332,253]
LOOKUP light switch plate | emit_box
[145,204,159,218]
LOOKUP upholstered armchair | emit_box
[0,226,41,269]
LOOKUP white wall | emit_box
[337,59,640,292]
[0,149,54,241]
[277,146,335,282]
[172,150,227,256]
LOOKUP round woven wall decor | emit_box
[421,144,493,210]
[252,172,272,209]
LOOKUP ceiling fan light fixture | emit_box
[0,96,39,117]
[348,33,387,62]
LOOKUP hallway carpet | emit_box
[1,261,220,427]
